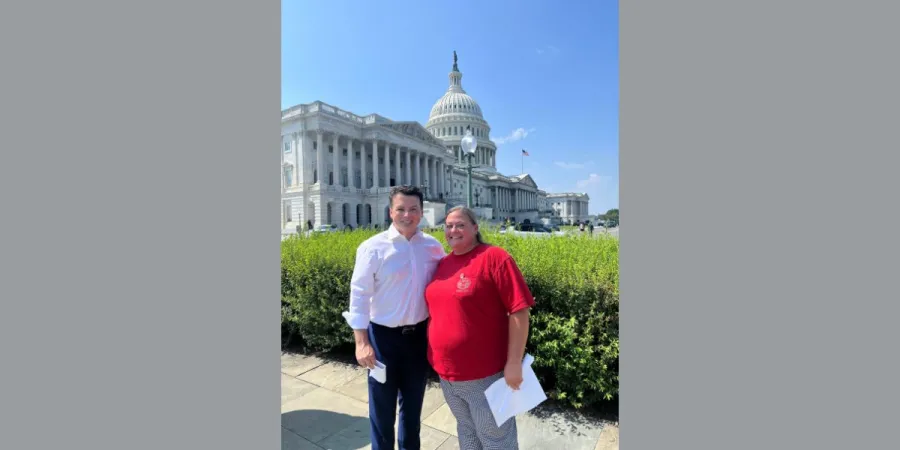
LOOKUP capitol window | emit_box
[284,141,291,153]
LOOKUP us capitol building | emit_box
[280,53,591,232]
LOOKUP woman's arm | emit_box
[504,308,530,389]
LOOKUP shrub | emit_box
[281,228,619,408]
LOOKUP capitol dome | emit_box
[429,91,483,120]
[425,52,489,129]
[425,52,497,172]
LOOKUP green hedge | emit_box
[281,228,619,408]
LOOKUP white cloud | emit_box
[572,173,619,213]
[493,127,536,145]
[536,45,561,55]
[576,173,609,189]
[555,160,595,170]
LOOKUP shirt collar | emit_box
[387,223,421,242]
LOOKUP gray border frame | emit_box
[1,1,280,448]
[3,0,900,448]
[622,0,900,448]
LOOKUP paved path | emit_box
[282,351,618,450]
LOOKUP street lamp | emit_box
[460,126,478,208]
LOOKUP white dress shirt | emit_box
[342,224,447,330]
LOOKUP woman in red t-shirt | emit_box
[424,206,535,449]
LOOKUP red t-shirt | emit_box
[425,244,536,381]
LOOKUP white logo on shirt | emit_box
[456,273,471,293]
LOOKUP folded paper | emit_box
[369,360,386,384]
[484,354,547,427]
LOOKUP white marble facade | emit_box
[281,53,590,231]
[280,104,453,229]
[547,193,592,224]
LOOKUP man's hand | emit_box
[355,342,376,369]
[504,360,523,390]
[353,330,376,369]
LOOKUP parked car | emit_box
[306,224,338,236]
[499,223,565,237]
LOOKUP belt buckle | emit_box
[401,325,415,335]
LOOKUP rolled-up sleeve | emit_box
[342,244,379,330]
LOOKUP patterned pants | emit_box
[439,372,519,450]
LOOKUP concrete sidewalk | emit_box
[282,351,618,450]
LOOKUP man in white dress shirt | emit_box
[342,185,446,450]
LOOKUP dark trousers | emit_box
[367,320,429,450]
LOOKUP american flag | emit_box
[521,149,529,156]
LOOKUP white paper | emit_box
[369,360,386,384]
[484,354,547,427]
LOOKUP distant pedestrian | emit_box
[588,222,594,236]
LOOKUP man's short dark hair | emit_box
[389,185,424,208]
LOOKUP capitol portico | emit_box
[281,53,591,231]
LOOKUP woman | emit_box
[424,206,535,450]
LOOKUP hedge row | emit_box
[281,227,619,408]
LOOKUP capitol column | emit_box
[301,131,312,184]
[426,156,434,199]
[438,160,444,198]
[413,152,420,188]
[360,139,368,189]
[292,133,300,187]
[347,138,355,189]
[433,158,438,198]
[371,140,380,190]
[332,134,340,186]
[394,146,401,186]
[383,143,391,187]
[347,142,358,227]
[405,149,411,186]
[316,130,326,186]
[433,158,441,198]
[434,159,440,197]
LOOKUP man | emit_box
[342,185,446,450]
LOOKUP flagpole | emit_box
[521,150,524,174]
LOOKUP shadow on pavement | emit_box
[528,398,618,437]
[282,409,370,450]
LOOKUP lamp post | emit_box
[460,126,477,208]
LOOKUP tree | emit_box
[604,208,619,227]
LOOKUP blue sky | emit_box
[282,0,618,214]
